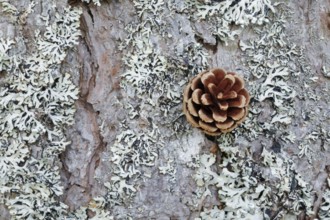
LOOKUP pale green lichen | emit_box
[0,5,80,218]
[0,2,112,219]
[185,0,275,44]
[321,66,330,78]
[105,127,162,205]
[81,0,101,6]
[1,0,327,219]
[67,197,113,219]
[109,0,211,206]
[239,11,301,129]
[0,1,36,24]
[118,0,320,219]
[192,133,314,219]
[239,4,328,166]
[319,189,330,219]
[159,159,177,186]
[0,38,15,71]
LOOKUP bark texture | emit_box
[0,0,330,219]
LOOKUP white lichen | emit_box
[186,0,275,44]
[0,0,319,218]
[321,66,330,78]
[0,2,112,218]
[240,11,301,129]
[0,38,15,71]
[159,159,177,184]
[104,125,162,205]
[80,0,101,6]
[192,133,314,220]
[67,197,113,219]
[111,0,210,207]
[319,189,330,219]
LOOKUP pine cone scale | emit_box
[207,83,219,97]
[211,68,226,82]
[227,95,246,108]
[201,72,216,86]
[198,108,213,123]
[192,89,203,104]
[238,89,250,104]
[199,120,218,133]
[183,85,191,103]
[191,76,202,90]
[231,75,244,91]
[216,119,234,130]
[211,107,227,122]
[228,107,246,120]
[187,98,199,117]
[217,91,237,100]
[218,101,229,111]
[218,74,235,93]
[201,93,213,105]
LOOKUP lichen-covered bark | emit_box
[1,0,329,219]
[60,0,132,210]
[63,0,330,219]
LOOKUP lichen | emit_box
[192,3,321,218]
[185,0,275,44]
[80,0,101,6]
[116,0,321,218]
[104,126,162,205]
[239,10,302,131]
[1,0,328,219]
[0,2,111,219]
[108,0,211,207]
[321,66,330,78]
[192,133,314,219]
[67,197,113,219]
[159,159,177,186]
[319,189,330,219]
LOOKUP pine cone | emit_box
[183,68,250,136]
